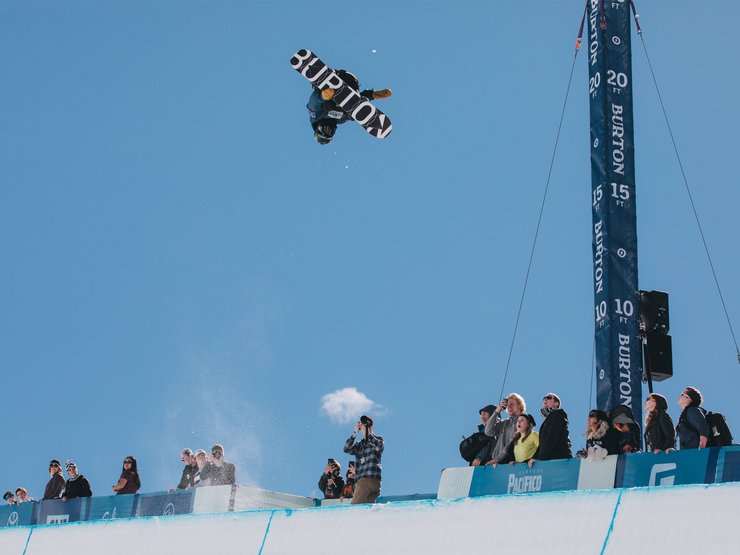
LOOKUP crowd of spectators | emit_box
[173,444,237,490]
[462,385,726,469]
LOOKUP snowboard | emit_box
[290,49,392,139]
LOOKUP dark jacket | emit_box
[644,410,676,452]
[307,87,375,127]
[533,408,572,461]
[63,475,92,499]
[677,406,710,449]
[211,462,237,486]
[177,463,197,489]
[318,471,346,499]
[586,422,621,457]
[116,469,140,495]
[43,473,66,500]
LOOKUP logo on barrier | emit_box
[163,502,175,516]
[7,512,18,527]
[102,507,118,520]
[507,471,543,494]
[47,514,70,525]
[649,463,677,486]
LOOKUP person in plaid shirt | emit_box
[343,415,384,504]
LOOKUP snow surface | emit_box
[2,482,738,554]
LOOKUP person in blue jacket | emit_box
[308,69,391,145]
[676,386,710,449]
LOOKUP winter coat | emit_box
[116,469,140,495]
[318,471,346,499]
[533,408,572,461]
[307,88,375,127]
[585,421,621,460]
[485,413,520,463]
[43,473,66,500]
[644,410,676,452]
[63,474,92,499]
[211,461,237,486]
[677,406,710,449]
[177,463,197,489]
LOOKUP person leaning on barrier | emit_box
[3,491,15,505]
[528,393,572,468]
[676,386,709,450]
[43,459,66,500]
[15,487,34,504]
[471,404,496,467]
[644,393,676,453]
[485,393,526,465]
[62,460,92,500]
[584,410,621,460]
[112,456,141,495]
[318,459,345,499]
[210,444,237,486]
[343,415,384,504]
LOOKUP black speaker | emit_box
[646,332,673,381]
[640,290,670,334]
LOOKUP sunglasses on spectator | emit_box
[681,392,690,398]
[544,395,555,400]
[49,464,59,468]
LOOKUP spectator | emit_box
[584,410,621,460]
[485,393,527,464]
[342,462,356,499]
[43,459,66,500]
[676,386,709,450]
[343,415,384,504]
[490,414,539,466]
[318,459,345,499]
[609,405,642,453]
[529,393,572,467]
[644,393,676,453]
[192,449,215,487]
[15,487,34,504]
[471,404,496,467]
[112,456,141,495]
[3,491,15,505]
[176,448,197,490]
[62,460,92,500]
[210,444,237,486]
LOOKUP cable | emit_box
[637,33,740,364]
[497,50,580,400]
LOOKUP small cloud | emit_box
[320,387,381,424]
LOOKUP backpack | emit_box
[705,411,734,447]
[683,408,734,447]
[459,432,491,463]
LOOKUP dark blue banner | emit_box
[469,459,581,497]
[87,494,138,521]
[587,0,642,427]
[37,498,85,525]
[615,448,715,488]
[137,491,193,517]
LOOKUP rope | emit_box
[497,49,580,400]
[636,30,740,365]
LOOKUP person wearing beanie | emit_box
[584,409,621,460]
[529,392,572,467]
[43,459,66,500]
[469,404,497,467]
[3,491,15,505]
[644,393,676,453]
[62,460,92,500]
[676,386,710,449]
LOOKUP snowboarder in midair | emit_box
[308,69,391,145]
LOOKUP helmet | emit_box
[314,123,336,145]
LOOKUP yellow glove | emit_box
[373,88,392,99]
[321,88,335,101]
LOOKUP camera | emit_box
[502,399,508,406]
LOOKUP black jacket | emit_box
[211,461,237,486]
[63,475,92,499]
[177,463,197,489]
[533,409,572,461]
[43,473,66,500]
[586,422,621,456]
[644,410,676,452]
[318,471,346,499]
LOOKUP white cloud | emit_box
[320,387,382,425]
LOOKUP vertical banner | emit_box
[587,0,642,427]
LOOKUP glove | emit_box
[321,88,335,101]
[373,88,392,99]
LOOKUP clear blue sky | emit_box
[1,0,738,499]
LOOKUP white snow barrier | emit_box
[3,482,738,554]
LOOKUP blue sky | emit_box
[1,0,738,499]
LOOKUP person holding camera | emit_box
[210,444,237,486]
[318,459,345,499]
[343,415,384,504]
[484,393,527,465]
